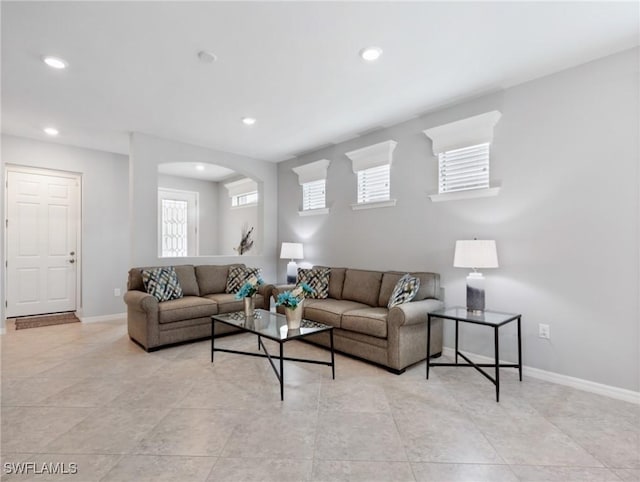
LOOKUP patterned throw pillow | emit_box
[297,267,330,299]
[387,273,420,309]
[225,266,263,294]
[141,267,183,302]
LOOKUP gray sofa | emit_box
[125,264,273,351]
[274,267,444,373]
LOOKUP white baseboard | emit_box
[79,312,126,323]
[441,347,640,405]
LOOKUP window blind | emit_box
[438,143,490,193]
[357,164,390,204]
[302,179,326,211]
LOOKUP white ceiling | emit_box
[158,162,237,182]
[2,2,638,162]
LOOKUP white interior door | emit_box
[6,170,79,317]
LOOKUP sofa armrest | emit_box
[123,290,158,313]
[258,283,274,298]
[258,283,275,309]
[388,298,445,328]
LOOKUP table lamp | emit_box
[280,242,304,283]
[454,239,499,313]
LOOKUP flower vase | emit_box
[243,296,255,318]
[285,300,303,329]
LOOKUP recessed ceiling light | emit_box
[359,47,383,62]
[42,56,68,69]
[43,127,59,136]
[242,117,256,126]
[195,164,205,171]
[197,50,217,63]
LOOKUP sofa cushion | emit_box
[304,299,369,328]
[297,267,330,299]
[204,293,265,314]
[128,268,145,291]
[196,265,235,295]
[387,274,420,308]
[225,265,260,294]
[129,265,199,297]
[342,307,389,339]
[158,296,217,324]
[174,265,200,296]
[378,271,404,307]
[314,266,346,299]
[341,269,383,307]
[410,272,440,301]
[142,267,183,302]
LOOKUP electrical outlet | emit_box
[538,323,550,339]
[114,288,121,297]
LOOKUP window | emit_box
[438,143,490,194]
[423,110,501,202]
[302,179,326,211]
[225,178,259,208]
[161,199,188,257]
[357,164,390,204]
[158,188,198,257]
[292,159,331,215]
[345,140,397,210]
[232,190,258,207]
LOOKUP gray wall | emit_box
[277,48,639,391]
[217,181,260,256]
[1,135,130,322]
[130,133,278,281]
[157,174,219,256]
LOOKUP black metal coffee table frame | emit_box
[211,309,335,401]
[426,307,522,402]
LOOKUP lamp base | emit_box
[286,261,298,284]
[466,272,485,313]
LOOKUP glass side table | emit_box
[426,307,522,402]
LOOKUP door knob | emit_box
[69,259,75,264]
[70,251,75,256]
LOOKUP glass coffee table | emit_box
[211,309,335,400]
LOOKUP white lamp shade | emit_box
[454,240,498,269]
[280,242,304,260]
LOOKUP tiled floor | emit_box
[1,318,638,481]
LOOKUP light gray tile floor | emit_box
[1,318,638,481]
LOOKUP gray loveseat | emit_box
[125,264,273,351]
[274,267,444,373]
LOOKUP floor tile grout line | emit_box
[458,393,515,471]
[95,453,126,482]
[202,455,222,482]
[543,415,615,469]
[387,391,419,481]
[309,379,323,481]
